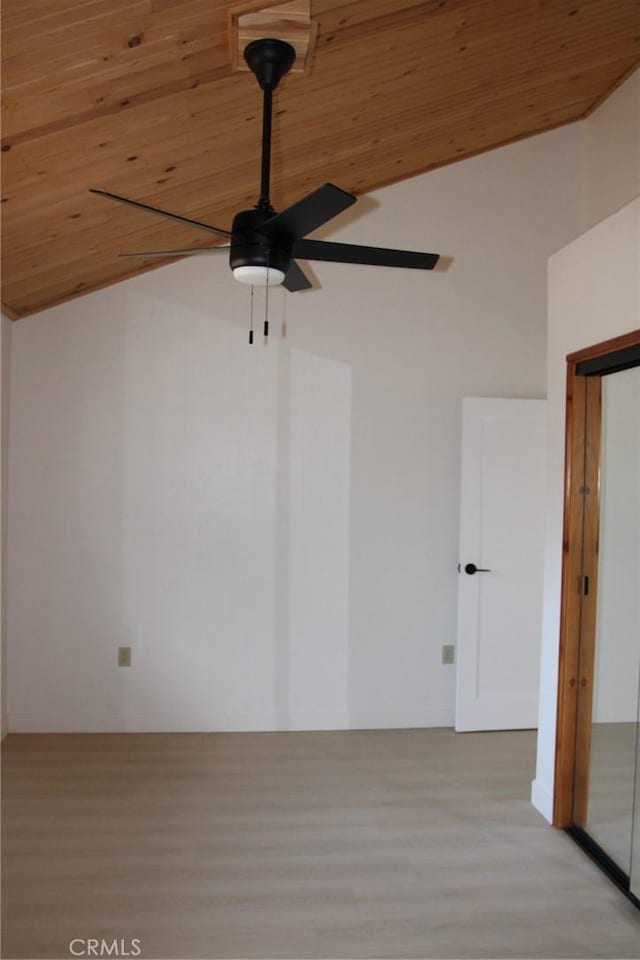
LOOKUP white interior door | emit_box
[455,398,546,732]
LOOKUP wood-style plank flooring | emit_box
[2,729,640,959]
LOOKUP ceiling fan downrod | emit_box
[243,39,296,211]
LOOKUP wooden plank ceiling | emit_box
[2,0,639,319]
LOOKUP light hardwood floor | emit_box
[2,729,640,959]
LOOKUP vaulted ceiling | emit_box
[2,0,639,319]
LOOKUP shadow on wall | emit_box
[13,290,355,732]
[274,343,352,730]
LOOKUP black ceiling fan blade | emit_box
[293,238,440,270]
[259,183,356,243]
[90,189,232,240]
[282,259,313,292]
[119,246,229,258]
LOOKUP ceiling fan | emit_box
[90,38,440,296]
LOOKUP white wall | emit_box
[1,314,11,739]
[532,68,640,822]
[6,122,584,732]
[585,69,640,229]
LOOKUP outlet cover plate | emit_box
[118,646,131,667]
[442,644,455,665]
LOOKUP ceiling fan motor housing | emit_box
[90,35,440,297]
[229,208,291,276]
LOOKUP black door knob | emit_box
[464,562,491,575]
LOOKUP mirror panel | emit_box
[631,674,640,898]
[583,366,640,874]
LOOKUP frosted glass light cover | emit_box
[232,265,285,286]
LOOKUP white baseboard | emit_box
[8,706,454,734]
[8,711,277,733]
[531,777,554,823]
[347,707,453,729]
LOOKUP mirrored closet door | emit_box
[554,330,640,906]
[580,364,640,888]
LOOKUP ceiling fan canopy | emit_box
[90,38,440,293]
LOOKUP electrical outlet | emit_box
[118,646,131,667]
[442,644,455,665]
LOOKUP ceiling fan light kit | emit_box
[90,37,440,340]
[232,265,286,286]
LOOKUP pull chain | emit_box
[264,260,270,342]
[249,285,255,344]
[281,287,287,339]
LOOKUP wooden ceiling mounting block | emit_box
[229,1,317,74]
